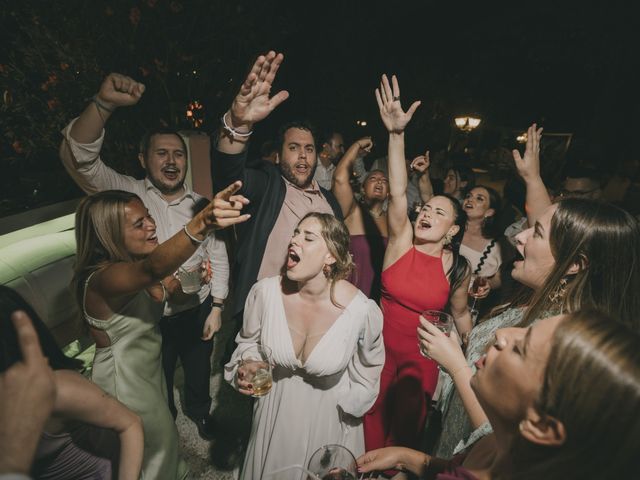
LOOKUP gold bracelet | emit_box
[183,224,205,244]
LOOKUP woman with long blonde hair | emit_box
[74,182,249,479]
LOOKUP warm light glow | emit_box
[516,132,528,143]
[356,120,367,126]
[186,100,204,128]
[454,116,482,132]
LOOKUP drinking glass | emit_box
[421,309,454,335]
[177,251,205,294]
[467,275,488,324]
[417,310,454,366]
[307,444,358,480]
[240,345,273,398]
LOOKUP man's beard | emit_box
[279,162,317,189]
[148,172,185,195]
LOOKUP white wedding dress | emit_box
[225,276,385,480]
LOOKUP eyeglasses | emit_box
[557,188,599,198]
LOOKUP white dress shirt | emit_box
[61,118,229,315]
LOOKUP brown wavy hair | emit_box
[507,309,640,479]
[522,198,640,331]
[299,212,354,307]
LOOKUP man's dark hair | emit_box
[563,165,602,185]
[318,130,342,149]
[260,140,279,158]
[275,120,318,153]
[139,128,188,159]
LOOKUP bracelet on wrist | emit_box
[92,95,115,113]
[221,111,253,138]
[183,224,205,244]
[159,280,168,302]
[211,301,224,311]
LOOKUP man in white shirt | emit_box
[59,73,228,439]
[312,131,344,189]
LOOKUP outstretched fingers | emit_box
[381,74,394,105]
[406,100,422,118]
[215,180,244,200]
[12,311,46,365]
[264,52,284,85]
[391,74,400,99]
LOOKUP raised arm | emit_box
[375,74,421,243]
[53,370,143,480]
[89,182,250,301]
[332,137,373,218]
[411,150,434,203]
[60,73,146,193]
[70,73,145,145]
[215,51,289,155]
[512,123,548,226]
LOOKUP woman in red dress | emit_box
[364,74,472,451]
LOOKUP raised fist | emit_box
[96,73,146,110]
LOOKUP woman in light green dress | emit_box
[73,185,249,479]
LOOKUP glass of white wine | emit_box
[240,345,273,398]
[467,274,489,324]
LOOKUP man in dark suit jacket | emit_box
[210,50,343,350]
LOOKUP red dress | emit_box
[364,246,450,450]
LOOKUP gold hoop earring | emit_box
[549,277,569,304]
[322,264,332,278]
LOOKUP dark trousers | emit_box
[160,299,213,420]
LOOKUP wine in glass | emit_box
[240,345,273,398]
[467,275,488,323]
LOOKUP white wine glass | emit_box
[240,345,273,398]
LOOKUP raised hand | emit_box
[200,181,251,230]
[355,137,374,157]
[96,73,146,110]
[512,123,543,181]
[228,51,289,130]
[375,74,421,134]
[410,150,430,173]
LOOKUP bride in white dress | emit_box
[225,212,385,480]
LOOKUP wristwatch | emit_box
[211,302,224,311]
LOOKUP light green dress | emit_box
[84,274,189,479]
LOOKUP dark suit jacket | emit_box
[211,147,343,317]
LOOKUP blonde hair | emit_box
[299,212,354,307]
[508,310,640,479]
[73,190,140,307]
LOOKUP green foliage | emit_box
[0,0,294,216]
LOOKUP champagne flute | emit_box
[240,345,273,398]
[467,275,488,324]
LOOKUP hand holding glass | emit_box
[239,345,273,398]
[177,251,205,294]
[417,310,454,361]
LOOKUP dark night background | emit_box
[1,0,638,217]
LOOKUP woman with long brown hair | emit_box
[358,310,640,479]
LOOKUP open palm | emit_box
[375,74,421,133]
[230,51,289,126]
